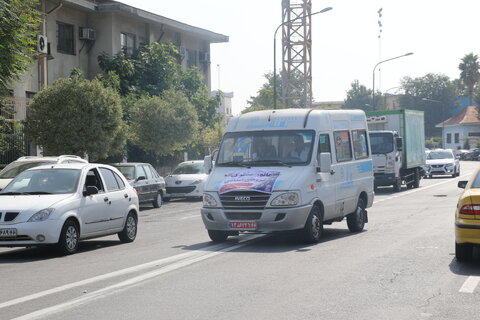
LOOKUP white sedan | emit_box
[164,160,208,201]
[424,149,460,178]
[0,163,139,254]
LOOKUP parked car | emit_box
[0,163,139,254]
[463,148,480,161]
[111,163,166,208]
[455,149,470,160]
[455,168,480,261]
[0,155,88,191]
[164,160,208,201]
[423,149,460,178]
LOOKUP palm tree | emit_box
[459,53,480,105]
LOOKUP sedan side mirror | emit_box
[83,186,99,196]
[458,181,468,189]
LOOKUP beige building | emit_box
[11,0,229,121]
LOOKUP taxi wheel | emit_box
[347,198,366,232]
[118,212,137,243]
[57,220,79,255]
[153,192,162,208]
[455,242,473,262]
[301,205,323,243]
[208,230,228,242]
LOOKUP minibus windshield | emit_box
[217,130,315,166]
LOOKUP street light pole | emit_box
[372,52,413,110]
[273,6,332,109]
[422,98,445,148]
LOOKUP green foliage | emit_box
[130,90,198,156]
[343,80,374,111]
[0,0,41,91]
[459,53,480,105]
[425,137,442,149]
[243,72,285,113]
[463,139,470,150]
[25,76,125,160]
[400,73,459,137]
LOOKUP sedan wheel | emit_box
[118,212,137,243]
[57,220,79,255]
[153,192,162,208]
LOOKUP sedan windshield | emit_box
[0,161,55,179]
[427,151,454,159]
[173,163,204,174]
[217,130,314,166]
[115,166,135,180]
[0,169,81,194]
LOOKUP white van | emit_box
[202,109,374,243]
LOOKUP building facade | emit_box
[11,0,229,121]
[211,91,233,126]
[436,106,480,150]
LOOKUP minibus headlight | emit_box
[203,193,217,207]
[271,192,299,207]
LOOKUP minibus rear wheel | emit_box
[347,198,366,232]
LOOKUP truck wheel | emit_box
[300,205,323,243]
[393,178,402,192]
[347,198,366,232]
[413,169,420,188]
[208,230,228,242]
[455,242,473,262]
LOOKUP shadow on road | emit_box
[177,226,363,254]
[0,240,123,263]
[449,248,480,276]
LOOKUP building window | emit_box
[120,32,136,55]
[57,22,75,55]
[187,49,197,68]
[446,133,451,144]
[468,132,480,137]
[455,133,460,144]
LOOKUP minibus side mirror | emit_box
[317,153,332,173]
[396,137,403,151]
[458,180,468,189]
[204,155,213,174]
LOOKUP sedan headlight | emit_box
[203,193,217,207]
[445,163,454,168]
[28,208,54,222]
[271,192,299,207]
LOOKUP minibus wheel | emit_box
[347,198,366,232]
[208,230,228,242]
[301,205,323,243]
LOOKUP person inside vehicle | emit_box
[288,135,309,161]
[252,138,276,160]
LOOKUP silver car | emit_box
[424,149,460,178]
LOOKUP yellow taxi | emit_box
[456,169,480,261]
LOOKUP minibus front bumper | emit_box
[201,204,313,233]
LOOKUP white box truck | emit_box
[202,109,374,243]
[366,109,426,192]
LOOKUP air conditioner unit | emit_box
[79,28,96,41]
[199,51,210,63]
[38,35,48,54]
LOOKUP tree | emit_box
[129,90,198,156]
[243,72,285,113]
[0,0,41,93]
[400,73,459,137]
[343,80,374,111]
[25,75,125,160]
[459,53,480,105]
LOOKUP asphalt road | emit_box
[1,161,480,319]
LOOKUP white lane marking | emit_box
[459,276,480,293]
[373,172,473,205]
[180,214,201,220]
[13,235,264,320]
[0,235,262,311]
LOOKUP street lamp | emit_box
[422,97,446,148]
[273,6,332,109]
[372,52,413,110]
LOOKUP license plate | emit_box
[228,221,257,230]
[0,228,17,237]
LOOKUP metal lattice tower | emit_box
[281,0,312,108]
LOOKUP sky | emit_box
[117,0,480,115]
